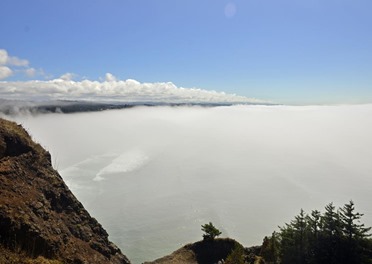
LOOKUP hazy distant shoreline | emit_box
[0,99,276,116]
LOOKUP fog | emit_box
[7,105,372,263]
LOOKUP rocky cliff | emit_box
[0,118,130,263]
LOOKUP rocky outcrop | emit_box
[0,118,130,263]
[144,238,244,264]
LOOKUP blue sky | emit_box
[1,0,372,104]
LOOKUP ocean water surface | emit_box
[9,105,372,263]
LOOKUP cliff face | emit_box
[0,118,130,263]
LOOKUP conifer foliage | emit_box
[263,201,372,264]
[201,222,222,241]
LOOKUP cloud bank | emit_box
[0,75,264,104]
[0,49,265,104]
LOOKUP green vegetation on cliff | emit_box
[261,201,372,264]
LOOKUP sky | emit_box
[1,0,372,105]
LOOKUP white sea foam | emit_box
[94,149,149,181]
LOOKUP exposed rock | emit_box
[0,118,130,263]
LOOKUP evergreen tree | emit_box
[306,210,321,263]
[279,222,296,264]
[201,222,221,241]
[339,200,371,263]
[291,209,308,264]
[322,203,342,238]
[340,200,371,240]
[260,232,280,264]
[307,210,321,239]
[319,203,342,264]
[270,201,372,264]
[279,209,309,264]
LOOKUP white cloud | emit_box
[23,67,48,79]
[0,74,265,104]
[105,72,117,82]
[59,72,76,81]
[25,68,37,77]
[0,49,38,80]
[0,50,7,65]
[0,49,29,66]
[7,56,29,67]
[0,66,12,80]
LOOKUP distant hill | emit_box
[0,99,275,115]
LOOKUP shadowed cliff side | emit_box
[0,118,130,263]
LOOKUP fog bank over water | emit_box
[7,104,372,263]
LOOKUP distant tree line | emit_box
[260,201,372,264]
